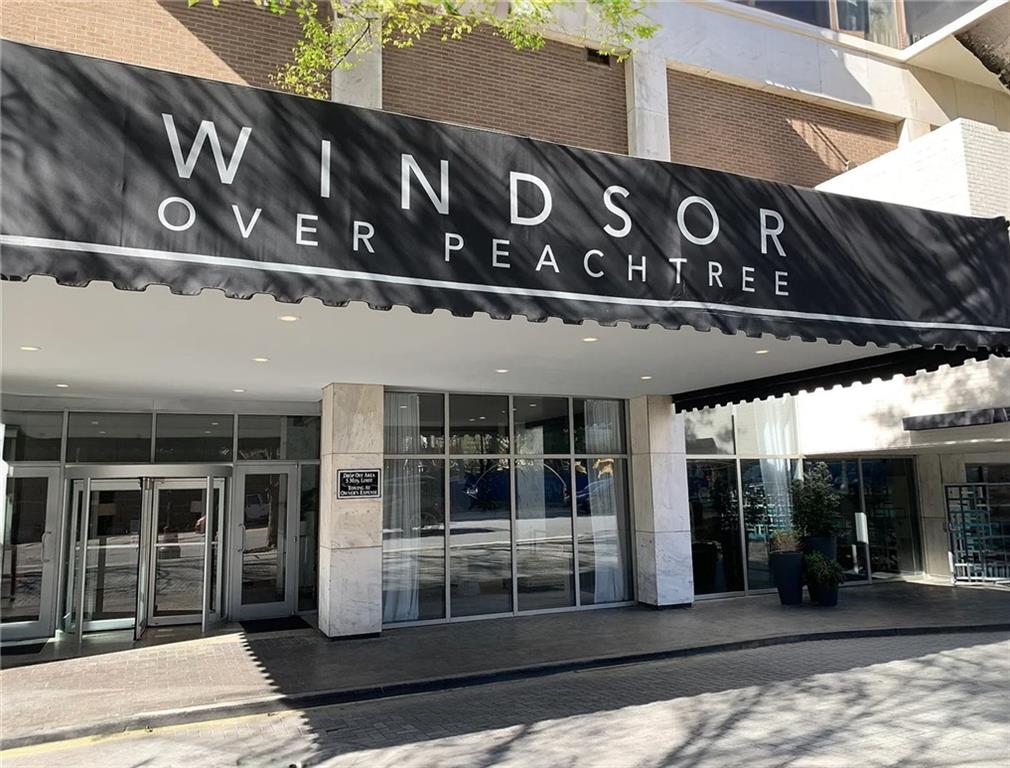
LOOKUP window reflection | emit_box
[449,395,509,454]
[384,392,444,454]
[741,458,800,589]
[449,459,512,616]
[574,399,625,454]
[514,398,570,455]
[516,459,574,610]
[382,459,445,622]
[862,458,921,575]
[688,460,744,594]
[2,411,63,462]
[810,459,868,581]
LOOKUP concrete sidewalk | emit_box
[2,582,1008,749]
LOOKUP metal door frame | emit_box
[229,463,299,621]
[945,482,1010,584]
[1,465,62,642]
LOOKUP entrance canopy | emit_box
[2,41,1008,352]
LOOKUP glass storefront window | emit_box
[298,466,320,612]
[685,407,735,455]
[237,415,320,460]
[573,399,625,454]
[154,414,233,462]
[449,458,512,616]
[449,395,509,454]
[516,459,574,610]
[813,459,868,581]
[862,458,920,574]
[66,413,152,463]
[514,397,570,455]
[384,392,444,454]
[740,458,799,590]
[382,458,445,622]
[2,411,63,462]
[576,457,633,604]
[967,464,1010,484]
[688,459,744,594]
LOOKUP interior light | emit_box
[56,383,70,388]
[90,421,100,426]
[204,430,212,435]
[640,375,653,381]
[99,430,107,435]
[495,368,509,374]
[468,418,476,422]
[529,403,538,407]
[211,421,219,426]
[232,388,246,393]
[399,405,408,409]
[277,314,300,322]
[478,416,486,420]
[19,345,41,352]
[253,357,270,363]
[582,337,599,343]
[754,349,770,355]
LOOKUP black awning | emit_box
[671,347,1006,412]
[2,41,1008,350]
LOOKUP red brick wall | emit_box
[382,27,628,155]
[1,0,306,93]
[668,69,899,187]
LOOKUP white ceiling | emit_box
[1,276,893,405]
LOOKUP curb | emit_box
[4,622,1009,751]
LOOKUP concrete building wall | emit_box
[667,68,900,187]
[382,27,628,155]
[0,0,306,94]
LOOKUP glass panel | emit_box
[84,487,142,622]
[740,458,800,590]
[237,416,283,460]
[382,458,445,622]
[734,397,797,455]
[514,398,571,455]
[286,416,321,460]
[1,477,49,623]
[298,466,320,612]
[576,458,633,604]
[688,459,744,594]
[241,474,287,605]
[449,395,509,454]
[966,464,1010,484]
[154,414,234,463]
[449,458,512,616]
[516,459,574,610]
[836,0,902,48]
[752,1,831,27]
[904,0,985,45]
[573,399,626,454]
[384,392,445,454]
[2,411,63,462]
[67,413,152,463]
[812,460,868,581]
[862,458,921,575]
[152,486,206,618]
[685,407,735,455]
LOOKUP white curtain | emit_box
[754,398,795,529]
[583,400,627,603]
[383,393,422,623]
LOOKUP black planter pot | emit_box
[808,582,840,607]
[804,535,838,561]
[769,552,804,605]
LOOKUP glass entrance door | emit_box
[231,465,298,620]
[1,467,62,641]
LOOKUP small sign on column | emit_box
[337,469,382,499]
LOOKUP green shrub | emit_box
[803,551,845,588]
[791,462,843,537]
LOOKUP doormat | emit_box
[240,616,311,634]
[0,642,46,656]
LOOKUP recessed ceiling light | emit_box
[468,418,475,422]
[529,403,537,407]
[478,416,486,420]
[232,388,246,393]
[99,430,107,435]
[204,430,212,435]
[495,368,509,374]
[277,314,300,322]
[582,337,599,343]
[253,357,270,363]
[399,405,408,409]
[56,383,70,388]
[211,421,219,426]
[91,421,100,426]
[640,375,653,381]
[754,349,770,355]
[19,345,41,352]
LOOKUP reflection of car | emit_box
[451,464,571,515]
[244,491,271,524]
[576,476,613,514]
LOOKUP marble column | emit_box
[630,395,694,607]
[318,383,384,638]
[625,51,671,161]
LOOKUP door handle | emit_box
[41,530,54,562]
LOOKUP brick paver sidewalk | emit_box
[1,582,1008,747]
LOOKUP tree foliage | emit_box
[189,0,659,99]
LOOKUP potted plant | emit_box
[803,551,845,606]
[791,462,842,560]
[768,529,803,605]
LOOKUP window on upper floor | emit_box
[736,0,988,50]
